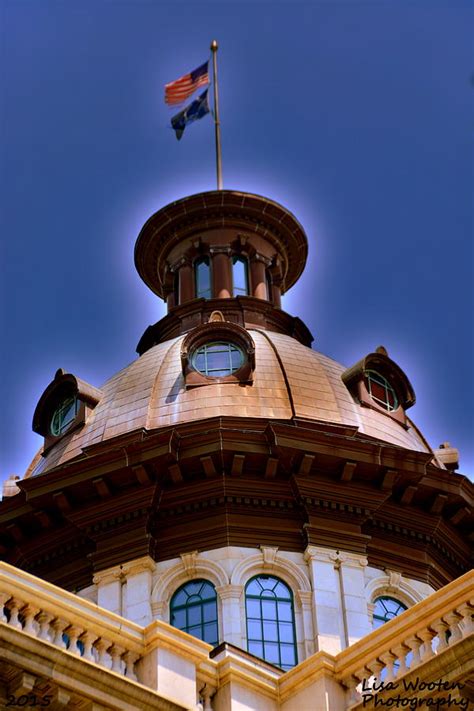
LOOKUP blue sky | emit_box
[1,1,473,483]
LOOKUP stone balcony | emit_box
[0,562,472,710]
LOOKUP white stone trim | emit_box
[151,552,228,625]
[230,548,312,594]
[365,573,424,610]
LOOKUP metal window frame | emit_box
[194,256,212,299]
[50,396,79,436]
[192,341,244,376]
[365,369,399,412]
[232,255,249,296]
[245,574,298,671]
[169,579,219,646]
[373,595,407,625]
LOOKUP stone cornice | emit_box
[2,418,472,591]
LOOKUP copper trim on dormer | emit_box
[180,321,256,388]
[341,347,416,427]
[32,369,102,452]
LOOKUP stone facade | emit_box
[80,545,435,661]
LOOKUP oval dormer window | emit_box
[50,396,79,436]
[192,342,244,377]
[363,370,398,412]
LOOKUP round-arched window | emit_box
[50,396,79,436]
[373,596,407,629]
[245,575,298,671]
[192,342,244,377]
[232,255,249,296]
[195,256,211,299]
[169,579,219,646]
[364,370,398,412]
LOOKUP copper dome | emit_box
[28,331,433,477]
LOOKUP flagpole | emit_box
[210,40,223,190]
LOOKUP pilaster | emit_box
[215,584,244,647]
[337,551,371,645]
[121,556,155,625]
[93,566,122,616]
[295,590,315,657]
[304,546,344,654]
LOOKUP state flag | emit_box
[171,89,210,140]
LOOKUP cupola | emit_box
[134,190,312,353]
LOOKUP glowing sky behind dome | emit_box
[1,1,472,482]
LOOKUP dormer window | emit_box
[50,396,80,436]
[33,369,102,454]
[364,370,398,412]
[232,256,249,296]
[181,320,255,388]
[341,346,415,427]
[195,256,211,299]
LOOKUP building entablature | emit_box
[1,416,471,592]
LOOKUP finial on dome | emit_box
[375,345,388,356]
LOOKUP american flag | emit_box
[165,61,209,106]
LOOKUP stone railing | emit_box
[0,562,472,710]
[0,561,145,679]
[0,562,215,708]
[334,570,473,707]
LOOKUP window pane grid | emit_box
[373,596,407,628]
[192,342,244,376]
[245,575,297,671]
[51,397,78,436]
[364,370,398,412]
[170,579,219,646]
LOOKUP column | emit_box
[121,556,155,625]
[215,584,244,647]
[93,566,122,616]
[304,546,344,655]
[337,552,371,645]
[271,279,282,308]
[249,254,269,300]
[178,260,194,303]
[166,290,175,310]
[210,246,232,298]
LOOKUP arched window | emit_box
[265,270,273,303]
[245,575,297,671]
[373,596,407,629]
[232,256,249,296]
[195,257,211,299]
[173,271,179,306]
[170,579,218,646]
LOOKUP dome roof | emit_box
[29,331,432,477]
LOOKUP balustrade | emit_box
[0,591,141,682]
[337,591,473,707]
